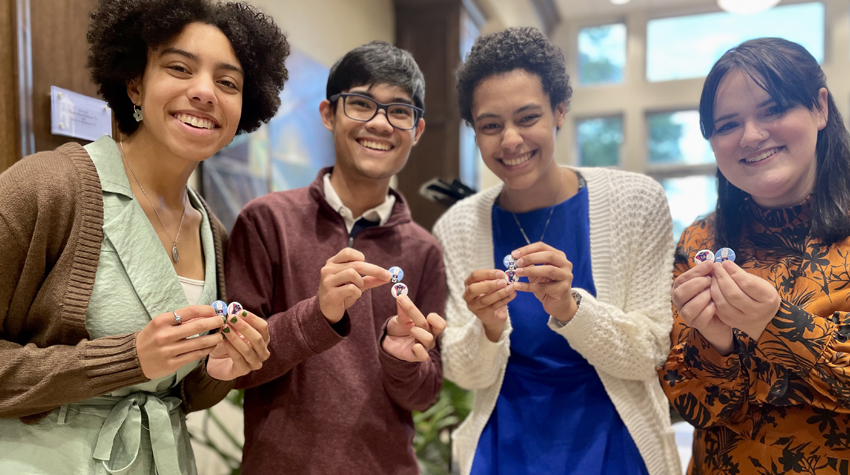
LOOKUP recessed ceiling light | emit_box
[718,0,781,14]
[610,0,630,5]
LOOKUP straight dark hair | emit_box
[699,37,850,249]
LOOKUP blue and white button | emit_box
[503,254,516,269]
[504,268,518,284]
[693,249,715,265]
[212,300,227,316]
[389,266,404,284]
[391,282,409,299]
[715,248,736,263]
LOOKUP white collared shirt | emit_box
[323,173,396,234]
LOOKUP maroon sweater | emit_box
[227,168,446,474]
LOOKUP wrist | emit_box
[483,321,505,342]
[553,290,581,326]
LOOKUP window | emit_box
[647,2,825,82]
[659,175,718,243]
[576,116,623,167]
[578,23,626,86]
[647,111,714,166]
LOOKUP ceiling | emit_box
[553,0,721,20]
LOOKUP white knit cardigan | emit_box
[433,167,681,475]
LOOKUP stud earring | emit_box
[133,104,143,122]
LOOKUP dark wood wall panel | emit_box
[29,0,99,153]
[395,0,463,231]
[0,0,19,173]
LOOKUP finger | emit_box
[387,316,413,337]
[672,261,715,290]
[710,274,744,319]
[679,288,711,325]
[169,333,222,355]
[348,261,392,282]
[722,260,771,303]
[514,280,568,297]
[479,292,517,314]
[672,275,713,309]
[410,326,435,350]
[240,310,270,344]
[713,263,749,312]
[690,301,719,330]
[511,242,557,260]
[329,247,366,264]
[326,268,366,289]
[516,250,569,269]
[475,284,516,308]
[228,313,270,361]
[426,313,446,337]
[363,276,390,290]
[171,345,216,367]
[411,343,430,362]
[466,278,507,297]
[161,305,217,327]
[224,325,264,370]
[172,316,226,340]
[397,295,428,329]
[515,264,568,281]
[396,299,412,324]
[464,269,504,287]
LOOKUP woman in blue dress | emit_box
[434,27,680,475]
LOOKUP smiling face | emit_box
[471,69,565,192]
[320,83,425,182]
[127,22,243,161]
[710,69,827,208]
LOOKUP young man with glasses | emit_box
[225,41,446,474]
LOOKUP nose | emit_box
[501,126,522,152]
[739,119,767,149]
[187,73,217,107]
[365,109,394,134]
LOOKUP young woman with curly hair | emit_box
[0,1,288,473]
[661,37,850,473]
[434,26,680,475]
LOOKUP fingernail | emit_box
[222,333,227,340]
[516,258,524,267]
[497,279,506,288]
[242,310,247,317]
[222,315,227,325]
[515,268,524,275]
[223,326,231,334]
[230,316,238,324]
[511,250,519,258]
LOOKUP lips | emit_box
[742,146,784,164]
[499,150,535,166]
[173,113,218,130]
[357,138,394,151]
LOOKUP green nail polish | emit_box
[242,310,247,317]
[223,326,231,334]
[222,333,227,340]
[230,316,238,324]
[222,316,227,324]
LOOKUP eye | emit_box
[715,121,737,134]
[765,105,787,117]
[168,65,190,74]
[519,115,540,124]
[390,106,413,117]
[218,79,239,90]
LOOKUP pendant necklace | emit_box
[511,166,564,245]
[118,141,186,263]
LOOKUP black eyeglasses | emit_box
[329,93,424,130]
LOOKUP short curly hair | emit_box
[456,27,571,126]
[87,0,289,135]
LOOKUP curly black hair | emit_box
[456,27,571,126]
[87,0,289,135]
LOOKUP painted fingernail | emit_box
[223,326,231,334]
[222,333,227,340]
[230,316,238,324]
[242,310,248,317]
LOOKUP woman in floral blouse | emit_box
[659,37,850,473]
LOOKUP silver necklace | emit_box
[510,167,564,245]
[118,141,187,263]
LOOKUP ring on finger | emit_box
[173,311,182,324]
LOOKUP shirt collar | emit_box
[323,173,396,233]
[84,136,134,198]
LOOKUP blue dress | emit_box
[470,183,648,475]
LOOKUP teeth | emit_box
[360,140,391,151]
[175,113,215,130]
[502,151,533,166]
[745,147,781,163]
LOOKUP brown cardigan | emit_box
[0,142,232,423]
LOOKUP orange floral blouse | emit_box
[659,198,850,474]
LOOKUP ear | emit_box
[319,99,335,132]
[126,77,143,107]
[554,101,567,129]
[816,87,828,131]
[411,118,426,145]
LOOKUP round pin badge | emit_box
[504,268,519,284]
[503,254,516,269]
[693,249,716,265]
[391,282,409,298]
[212,300,227,316]
[227,302,243,316]
[715,248,736,263]
[388,266,404,284]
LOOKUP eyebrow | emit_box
[160,47,244,76]
[352,90,415,106]
[474,104,543,122]
[714,98,775,123]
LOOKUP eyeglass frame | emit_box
[328,93,425,130]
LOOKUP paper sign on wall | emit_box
[50,86,112,141]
